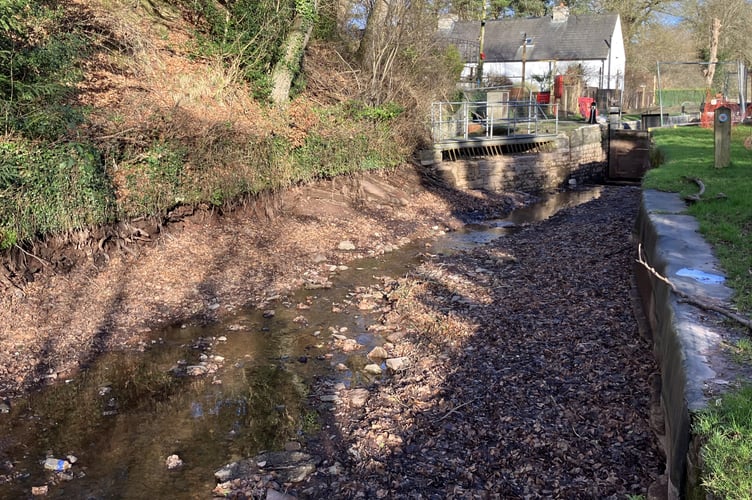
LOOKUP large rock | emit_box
[255,451,321,483]
[347,388,370,408]
[214,459,259,482]
[386,357,409,372]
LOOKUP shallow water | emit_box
[0,187,602,499]
[675,267,725,285]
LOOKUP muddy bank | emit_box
[0,165,529,399]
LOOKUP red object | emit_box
[700,96,750,128]
[480,52,485,61]
[701,96,725,128]
[536,92,550,104]
[578,97,595,119]
[554,75,564,99]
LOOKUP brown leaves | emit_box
[304,186,663,498]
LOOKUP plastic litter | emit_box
[43,458,71,472]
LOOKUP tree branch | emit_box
[636,244,752,330]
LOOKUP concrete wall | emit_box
[429,125,607,193]
[635,190,739,499]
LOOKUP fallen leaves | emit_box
[300,186,663,498]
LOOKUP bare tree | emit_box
[704,17,721,88]
[355,0,459,106]
[685,0,752,67]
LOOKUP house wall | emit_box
[428,125,606,193]
[604,18,626,91]
[460,14,626,92]
[465,55,625,92]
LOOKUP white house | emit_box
[441,5,625,94]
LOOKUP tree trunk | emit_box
[270,0,318,107]
[357,0,389,71]
[705,17,721,88]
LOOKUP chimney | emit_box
[552,3,569,22]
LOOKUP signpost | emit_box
[714,105,731,168]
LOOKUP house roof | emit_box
[445,14,620,63]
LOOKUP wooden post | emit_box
[714,105,731,168]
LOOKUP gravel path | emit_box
[293,185,663,499]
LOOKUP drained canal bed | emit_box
[0,185,656,499]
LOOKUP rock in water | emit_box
[254,451,321,483]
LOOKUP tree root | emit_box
[682,176,727,203]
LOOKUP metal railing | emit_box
[431,100,559,143]
[663,113,701,127]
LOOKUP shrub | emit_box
[1,1,89,140]
[0,138,115,243]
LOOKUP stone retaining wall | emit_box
[430,125,607,192]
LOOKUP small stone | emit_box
[263,309,276,318]
[254,451,320,483]
[311,253,328,263]
[367,346,388,360]
[341,339,361,352]
[348,388,370,408]
[335,363,349,371]
[386,357,409,372]
[214,463,237,482]
[319,394,340,403]
[267,489,297,500]
[165,454,183,469]
[358,299,377,310]
[186,365,209,376]
[338,240,356,251]
[284,441,302,451]
[363,364,382,375]
[31,485,48,496]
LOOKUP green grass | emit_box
[693,385,752,500]
[731,338,752,364]
[648,126,752,499]
[646,126,752,314]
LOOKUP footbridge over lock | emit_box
[423,98,650,193]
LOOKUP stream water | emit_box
[0,187,602,499]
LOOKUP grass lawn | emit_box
[647,125,752,500]
[645,125,752,314]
